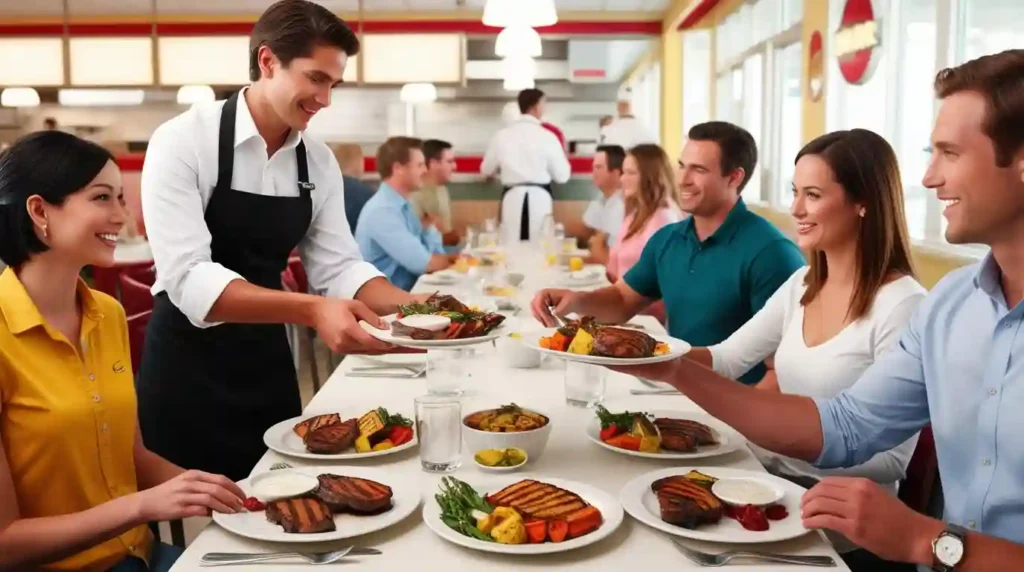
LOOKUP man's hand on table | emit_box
[312,297,404,355]
[531,288,582,326]
[801,477,943,566]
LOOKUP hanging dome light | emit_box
[483,0,558,28]
[177,85,216,106]
[0,87,40,108]
[399,82,438,104]
[58,89,145,106]
[495,25,542,58]
[503,55,537,79]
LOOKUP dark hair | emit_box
[517,89,545,114]
[43,117,57,129]
[797,129,915,322]
[596,144,626,172]
[376,136,422,179]
[687,121,758,192]
[249,0,360,82]
[0,131,114,267]
[623,144,681,240]
[934,49,1024,168]
[423,139,453,165]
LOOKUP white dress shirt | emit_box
[599,116,656,150]
[480,114,571,187]
[582,190,625,245]
[141,88,382,328]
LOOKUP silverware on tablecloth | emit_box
[350,364,423,373]
[635,377,663,389]
[630,389,682,395]
[347,368,425,379]
[200,547,381,566]
[670,539,836,567]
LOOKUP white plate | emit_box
[420,272,461,285]
[213,466,419,543]
[423,475,624,554]
[521,328,691,365]
[363,313,507,348]
[619,467,810,544]
[263,412,418,461]
[585,412,743,460]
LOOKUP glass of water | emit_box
[564,361,607,408]
[415,395,462,473]
[426,348,471,396]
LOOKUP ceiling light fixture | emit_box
[0,87,41,108]
[176,85,216,105]
[483,0,558,28]
[399,82,438,104]
[495,25,543,58]
[58,89,146,106]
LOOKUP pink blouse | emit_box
[607,206,684,280]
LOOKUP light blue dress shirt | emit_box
[816,254,1024,544]
[355,182,444,291]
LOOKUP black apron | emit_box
[500,183,552,240]
[136,91,312,481]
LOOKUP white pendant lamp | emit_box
[483,0,558,28]
[399,82,438,104]
[495,24,542,58]
[503,55,537,79]
[503,74,536,91]
[58,89,145,106]
[177,85,215,105]
[0,87,40,108]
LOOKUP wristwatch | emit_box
[932,523,967,571]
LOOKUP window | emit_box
[962,0,1024,61]
[740,54,764,204]
[682,29,712,135]
[774,42,803,209]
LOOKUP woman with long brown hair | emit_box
[592,143,683,281]
[681,129,926,571]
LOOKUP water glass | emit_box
[414,395,462,473]
[426,348,471,396]
[564,361,607,408]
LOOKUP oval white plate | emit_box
[423,475,624,554]
[363,313,508,348]
[213,466,419,543]
[263,413,418,461]
[520,328,691,366]
[619,467,810,544]
[585,412,743,460]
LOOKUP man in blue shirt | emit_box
[356,137,452,290]
[617,51,1024,571]
[532,122,805,385]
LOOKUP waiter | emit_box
[481,88,571,242]
[137,0,417,481]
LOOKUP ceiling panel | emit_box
[68,0,152,15]
[0,0,63,16]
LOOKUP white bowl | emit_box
[711,477,785,507]
[462,409,553,462]
[250,468,318,502]
[472,448,529,473]
[497,334,541,369]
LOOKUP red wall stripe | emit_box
[676,0,722,30]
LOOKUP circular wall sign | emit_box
[808,30,824,101]
[835,0,882,85]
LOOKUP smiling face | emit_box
[27,159,126,267]
[591,150,617,191]
[260,44,348,131]
[621,154,641,198]
[790,154,863,252]
[429,148,456,184]
[924,91,1024,245]
[394,148,427,191]
[676,139,740,217]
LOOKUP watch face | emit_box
[936,534,965,565]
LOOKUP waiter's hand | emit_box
[135,470,245,520]
[531,288,580,327]
[313,298,398,354]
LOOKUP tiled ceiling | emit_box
[0,0,670,16]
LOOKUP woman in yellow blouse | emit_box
[0,132,245,571]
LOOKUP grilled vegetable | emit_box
[372,440,395,451]
[490,509,528,544]
[388,425,414,446]
[567,328,595,355]
[548,520,569,543]
[632,415,661,453]
[683,470,719,489]
[565,506,603,538]
[599,424,621,441]
[595,405,647,431]
[604,433,641,451]
[358,410,386,439]
[354,435,371,453]
[525,520,547,543]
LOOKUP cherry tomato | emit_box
[243,497,265,512]
[599,424,619,441]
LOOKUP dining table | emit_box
[171,242,849,570]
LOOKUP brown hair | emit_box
[687,121,758,192]
[517,89,544,114]
[332,143,363,176]
[376,136,422,179]
[797,130,915,322]
[934,49,1024,168]
[622,144,681,240]
[249,0,360,82]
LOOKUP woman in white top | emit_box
[686,129,925,572]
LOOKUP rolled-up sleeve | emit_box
[299,161,383,300]
[814,307,931,469]
[141,120,244,328]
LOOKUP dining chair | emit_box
[281,267,321,393]
[898,425,939,515]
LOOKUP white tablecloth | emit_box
[171,243,848,571]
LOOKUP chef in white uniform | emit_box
[600,98,657,150]
[481,88,571,242]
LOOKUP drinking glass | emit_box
[414,395,462,473]
[562,237,577,254]
[553,222,566,242]
[564,361,607,408]
[426,348,471,396]
[484,218,498,233]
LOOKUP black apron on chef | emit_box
[500,182,552,241]
[136,91,312,481]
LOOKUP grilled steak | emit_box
[486,479,588,520]
[303,418,359,454]
[592,327,657,358]
[315,474,394,514]
[390,313,506,340]
[293,413,341,439]
[265,497,336,534]
[426,293,472,314]
[654,418,718,450]
[651,476,723,529]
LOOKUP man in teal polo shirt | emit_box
[532,121,804,384]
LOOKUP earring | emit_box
[859,209,866,218]
[41,215,49,239]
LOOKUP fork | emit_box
[347,368,425,379]
[630,389,682,395]
[200,547,381,566]
[670,539,836,567]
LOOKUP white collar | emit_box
[516,114,542,125]
[234,86,303,151]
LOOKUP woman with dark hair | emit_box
[682,129,926,571]
[0,132,243,572]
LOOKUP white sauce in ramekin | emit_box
[399,314,451,331]
[252,471,319,501]
[712,478,782,506]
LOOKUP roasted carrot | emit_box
[550,332,570,352]
[525,520,547,543]
[548,519,569,543]
[565,506,603,538]
[604,433,641,451]
[539,336,552,349]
